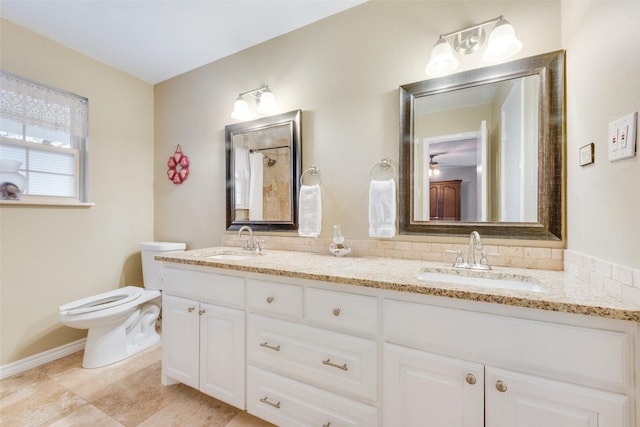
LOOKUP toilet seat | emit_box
[59,286,143,315]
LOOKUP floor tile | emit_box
[48,404,125,427]
[52,344,162,401]
[90,361,188,427]
[137,386,240,426]
[0,367,50,411]
[226,412,277,427]
[0,378,88,427]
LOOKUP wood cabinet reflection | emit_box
[429,179,461,221]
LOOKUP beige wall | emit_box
[154,0,562,248]
[0,20,155,365]
[562,1,640,269]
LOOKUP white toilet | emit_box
[58,241,186,368]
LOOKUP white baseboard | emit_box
[0,338,86,380]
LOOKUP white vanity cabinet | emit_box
[161,267,245,409]
[245,279,379,426]
[383,299,634,427]
[159,261,638,427]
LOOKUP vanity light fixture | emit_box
[425,15,522,77]
[231,86,278,120]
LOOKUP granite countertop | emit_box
[157,247,640,322]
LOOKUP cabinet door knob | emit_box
[259,396,281,409]
[465,373,477,385]
[495,380,508,393]
[199,309,205,316]
[187,307,195,313]
[266,296,274,304]
[332,308,341,316]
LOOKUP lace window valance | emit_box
[0,70,88,139]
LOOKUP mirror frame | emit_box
[225,109,302,232]
[399,50,565,240]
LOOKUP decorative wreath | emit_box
[167,144,190,184]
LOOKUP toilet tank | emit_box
[140,242,186,290]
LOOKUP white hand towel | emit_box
[369,178,396,238]
[298,184,322,237]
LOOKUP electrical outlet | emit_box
[608,112,637,161]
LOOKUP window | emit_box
[0,70,88,203]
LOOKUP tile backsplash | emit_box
[221,234,564,271]
[564,249,640,306]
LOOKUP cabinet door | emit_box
[199,303,245,409]
[486,367,630,427]
[162,294,200,389]
[383,343,484,427]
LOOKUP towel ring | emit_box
[300,165,321,186]
[369,158,396,180]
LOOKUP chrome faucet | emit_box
[237,225,260,252]
[447,231,492,270]
[467,231,483,266]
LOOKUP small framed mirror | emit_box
[225,110,301,231]
[399,50,565,240]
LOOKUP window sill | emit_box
[0,199,95,208]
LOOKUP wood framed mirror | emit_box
[225,109,301,231]
[399,50,565,240]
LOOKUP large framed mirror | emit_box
[225,109,301,231]
[399,50,565,240]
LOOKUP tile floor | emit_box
[0,343,275,427]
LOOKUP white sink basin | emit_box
[417,270,547,293]
[206,250,260,261]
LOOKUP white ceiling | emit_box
[0,0,367,84]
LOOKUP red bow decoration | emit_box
[167,145,190,184]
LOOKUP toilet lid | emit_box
[59,286,144,315]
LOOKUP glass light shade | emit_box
[231,97,251,120]
[426,37,459,77]
[482,19,522,62]
[257,89,277,114]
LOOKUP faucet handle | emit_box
[445,250,466,268]
[254,238,266,252]
[478,251,496,270]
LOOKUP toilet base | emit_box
[82,300,160,368]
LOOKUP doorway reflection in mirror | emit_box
[413,74,539,223]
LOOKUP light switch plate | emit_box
[608,112,637,161]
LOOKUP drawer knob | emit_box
[259,341,281,352]
[322,358,348,371]
[260,396,281,409]
[323,423,331,427]
[495,380,508,393]
[266,296,274,304]
[332,308,341,317]
[187,307,195,313]
[465,373,476,385]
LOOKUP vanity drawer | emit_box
[247,279,302,319]
[384,299,632,390]
[247,366,378,427]
[163,266,244,307]
[247,314,377,401]
[305,287,378,336]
